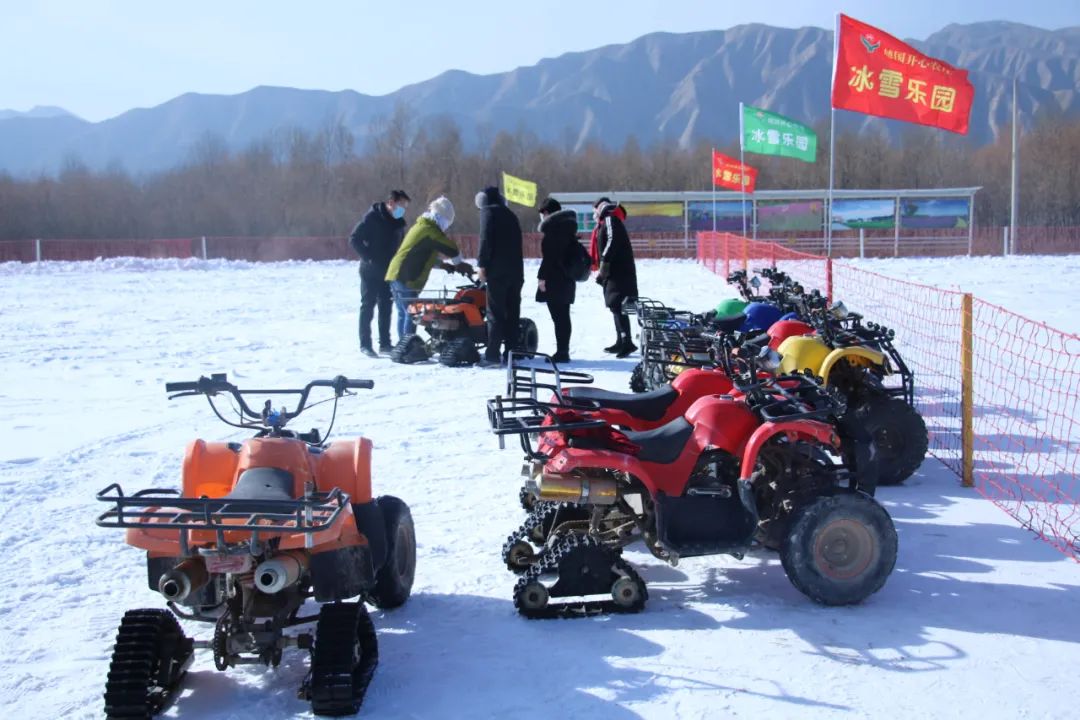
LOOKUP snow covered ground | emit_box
[1,257,1078,719]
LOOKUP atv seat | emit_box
[707,313,747,334]
[226,468,296,502]
[623,418,693,464]
[565,385,678,422]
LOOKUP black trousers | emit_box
[359,265,393,349]
[612,309,632,343]
[547,302,572,356]
[486,279,523,361]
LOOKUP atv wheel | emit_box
[504,540,538,572]
[854,397,928,485]
[629,362,647,393]
[780,492,897,606]
[519,318,540,353]
[518,485,536,512]
[439,336,480,367]
[370,496,416,609]
[104,608,193,720]
[390,334,429,364]
[307,602,378,716]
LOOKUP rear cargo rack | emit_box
[506,351,595,402]
[487,394,607,457]
[95,484,350,554]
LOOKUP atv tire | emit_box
[439,336,480,367]
[104,608,193,720]
[854,396,928,486]
[369,496,416,609]
[390,334,429,364]
[629,361,647,393]
[519,318,540,353]
[780,492,897,606]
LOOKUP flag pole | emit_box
[711,147,717,234]
[1009,75,1019,256]
[739,102,748,239]
[826,14,840,258]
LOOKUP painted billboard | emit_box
[621,202,684,233]
[899,198,971,229]
[687,201,752,232]
[757,200,824,233]
[831,198,896,231]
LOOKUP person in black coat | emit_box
[349,189,410,356]
[536,197,578,363]
[476,185,524,364]
[595,199,639,357]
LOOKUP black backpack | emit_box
[564,238,592,282]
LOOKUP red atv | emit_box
[488,343,894,617]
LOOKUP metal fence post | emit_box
[961,292,974,488]
[825,258,833,305]
[1002,227,1009,256]
[201,236,208,260]
[35,238,42,262]
[741,236,748,272]
[859,228,865,259]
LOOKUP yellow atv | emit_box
[777,304,927,486]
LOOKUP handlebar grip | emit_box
[346,379,375,390]
[165,381,198,393]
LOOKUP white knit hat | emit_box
[428,196,455,229]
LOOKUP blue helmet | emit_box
[741,302,785,332]
[780,311,801,321]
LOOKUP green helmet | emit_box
[715,298,749,317]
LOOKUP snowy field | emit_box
[848,254,1080,334]
[1,257,1078,720]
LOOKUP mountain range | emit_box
[1,21,1077,177]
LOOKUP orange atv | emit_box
[391,272,539,366]
[95,374,415,718]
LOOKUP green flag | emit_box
[741,104,817,163]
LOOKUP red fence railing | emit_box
[697,231,1080,561]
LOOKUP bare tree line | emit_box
[1,105,1078,241]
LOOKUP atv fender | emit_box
[738,420,840,480]
[181,439,240,499]
[820,347,886,383]
[441,303,485,328]
[317,438,373,503]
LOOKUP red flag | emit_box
[831,14,974,134]
[712,150,757,193]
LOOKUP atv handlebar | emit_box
[164,373,373,427]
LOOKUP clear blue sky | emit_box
[3,0,1076,122]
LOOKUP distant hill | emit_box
[0,105,78,121]
[1,21,1076,176]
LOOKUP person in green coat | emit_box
[385,196,472,339]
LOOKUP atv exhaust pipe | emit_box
[254,551,309,594]
[538,471,616,505]
[159,557,209,603]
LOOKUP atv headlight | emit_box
[830,301,849,319]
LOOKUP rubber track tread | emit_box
[308,602,379,717]
[104,609,192,720]
[513,534,647,619]
[501,503,589,573]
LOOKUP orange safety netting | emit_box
[698,231,1080,561]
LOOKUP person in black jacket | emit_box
[595,198,638,358]
[536,197,578,363]
[475,186,524,365]
[349,190,410,357]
